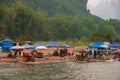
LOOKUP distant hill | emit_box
[0,0,120,42]
[23,0,88,17]
[0,0,99,19]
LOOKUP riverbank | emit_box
[0,56,74,63]
[0,46,87,63]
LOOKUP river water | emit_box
[0,61,120,80]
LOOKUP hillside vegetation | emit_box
[0,0,120,43]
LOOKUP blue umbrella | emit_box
[88,41,104,48]
[32,42,43,48]
[2,44,13,52]
[45,41,60,48]
[0,41,2,44]
[109,42,120,47]
[59,43,73,48]
[2,38,14,45]
[2,38,13,42]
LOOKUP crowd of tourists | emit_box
[7,49,43,62]
[5,46,120,62]
[73,49,120,62]
[52,47,71,57]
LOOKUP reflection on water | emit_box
[0,61,120,80]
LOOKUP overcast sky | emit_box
[87,0,101,7]
[87,0,120,19]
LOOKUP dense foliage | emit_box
[0,0,120,43]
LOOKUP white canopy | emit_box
[35,46,48,50]
[10,45,25,50]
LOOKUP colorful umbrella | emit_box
[100,44,109,48]
[35,46,48,50]
[10,46,25,50]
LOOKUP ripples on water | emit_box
[0,61,120,80]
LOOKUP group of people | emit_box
[7,47,72,62]
[74,49,120,61]
[52,47,71,57]
[6,46,120,62]
[7,49,43,62]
